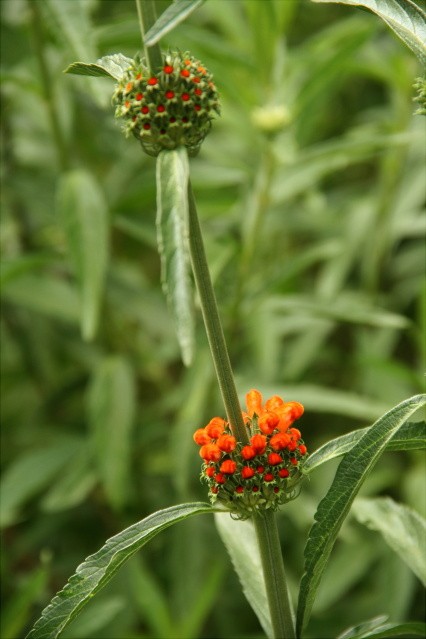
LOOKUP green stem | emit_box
[135,0,163,73]
[253,510,296,639]
[187,181,248,444]
[30,2,69,171]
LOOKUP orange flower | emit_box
[258,412,280,435]
[220,460,237,474]
[250,434,267,454]
[241,466,255,479]
[217,434,236,452]
[241,445,256,460]
[193,428,211,446]
[246,389,263,416]
[199,443,221,462]
[205,417,226,439]
[268,453,283,466]
[269,433,291,450]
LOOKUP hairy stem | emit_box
[187,182,248,444]
[254,510,296,639]
[135,0,163,73]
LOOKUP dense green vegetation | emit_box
[1,1,424,637]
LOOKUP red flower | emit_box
[267,453,283,466]
[181,93,190,101]
[241,466,255,479]
[264,473,274,482]
[250,434,267,454]
[278,468,289,478]
[163,65,174,74]
[241,445,256,460]
[165,90,175,99]
[220,459,237,474]
[147,77,158,86]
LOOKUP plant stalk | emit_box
[187,181,248,444]
[135,0,163,73]
[253,510,296,639]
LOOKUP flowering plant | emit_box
[22,2,425,639]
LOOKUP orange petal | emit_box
[246,389,263,417]
[264,395,284,411]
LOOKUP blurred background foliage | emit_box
[1,0,425,637]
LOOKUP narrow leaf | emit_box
[88,357,135,510]
[26,503,212,639]
[312,0,426,65]
[304,421,426,473]
[64,54,133,81]
[57,170,109,341]
[296,394,426,636]
[144,0,205,46]
[156,148,195,366]
[214,512,273,639]
[352,497,426,585]
[338,617,426,639]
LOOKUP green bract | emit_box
[113,52,220,156]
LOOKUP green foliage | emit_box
[144,0,205,46]
[312,0,426,64]
[26,503,212,639]
[64,55,134,80]
[156,148,195,365]
[1,0,425,637]
[296,394,426,636]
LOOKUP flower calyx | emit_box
[113,51,220,156]
[193,389,307,519]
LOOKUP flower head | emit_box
[113,51,220,157]
[193,389,307,518]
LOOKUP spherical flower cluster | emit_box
[193,389,307,518]
[113,51,220,156]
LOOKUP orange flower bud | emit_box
[246,389,263,417]
[241,466,255,479]
[270,433,291,450]
[193,428,211,445]
[258,412,280,435]
[199,443,221,462]
[250,434,267,454]
[290,457,298,466]
[220,460,237,474]
[264,395,284,411]
[205,417,226,439]
[215,473,226,484]
[279,468,289,478]
[289,428,301,441]
[268,453,283,466]
[241,445,256,460]
[298,444,307,455]
[264,473,274,482]
[217,434,236,452]
[205,465,215,477]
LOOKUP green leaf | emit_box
[311,0,426,65]
[1,274,80,323]
[144,0,205,46]
[338,617,426,639]
[57,170,109,341]
[304,421,426,473]
[26,504,213,639]
[87,357,135,510]
[0,438,81,527]
[156,148,195,366]
[64,54,134,80]
[352,496,426,586]
[214,512,273,639]
[296,394,426,637]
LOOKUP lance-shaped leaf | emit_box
[352,496,426,586]
[215,513,273,639]
[338,617,426,639]
[312,0,426,65]
[57,170,109,341]
[296,393,426,637]
[26,503,212,639]
[144,0,205,46]
[64,54,133,80]
[304,420,426,473]
[87,357,135,510]
[156,148,195,366]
